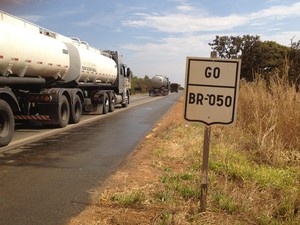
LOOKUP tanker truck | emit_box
[0,11,131,147]
[149,75,170,96]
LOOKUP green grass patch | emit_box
[153,147,165,157]
[154,190,173,203]
[110,190,145,207]
[157,172,201,203]
[209,146,297,189]
[213,192,238,214]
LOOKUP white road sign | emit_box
[184,57,241,126]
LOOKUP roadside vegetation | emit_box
[131,75,153,94]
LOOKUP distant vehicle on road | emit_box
[170,83,180,93]
[149,75,170,96]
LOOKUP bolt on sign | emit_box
[184,57,241,126]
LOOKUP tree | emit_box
[131,75,152,94]
[209,35,260,60]
[209,35,290,81]
[288,39,300,88]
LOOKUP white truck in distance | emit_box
[0,11,132,147]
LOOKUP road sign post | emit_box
[184,53,241,212]
[200,124,210,212]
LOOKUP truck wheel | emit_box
[109,92,115,112]
[102,93,109,114]
[0,100,14,147]
[69,94,82,124]
[57,95,70,128]
[122,92,129,108]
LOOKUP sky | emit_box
[1,0,300,86]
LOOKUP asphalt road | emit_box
[0,93,181,225]
[0,94,159,154]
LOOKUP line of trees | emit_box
[209,35,300,87]
[131,75,152,94]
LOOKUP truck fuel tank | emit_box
[0,15,70,81]
[151,75,168,89]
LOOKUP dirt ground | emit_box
[68,100,180,225]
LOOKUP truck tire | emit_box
[102,93,109,114]
[69,94,82,124]
[109,92,115,112]
[57,95,70,128]
[122,92,129,108]
[0,100,14,147]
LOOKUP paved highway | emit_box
[0,94,161,155]
[0,93,181,225]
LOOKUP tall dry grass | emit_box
[231,74,300,166]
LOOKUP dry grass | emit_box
[69,75,299,225]
[230,74,300,166]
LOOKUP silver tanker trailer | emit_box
[0,10,132,146]
[149,75,170,96]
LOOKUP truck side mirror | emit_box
[126,68,131,77]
